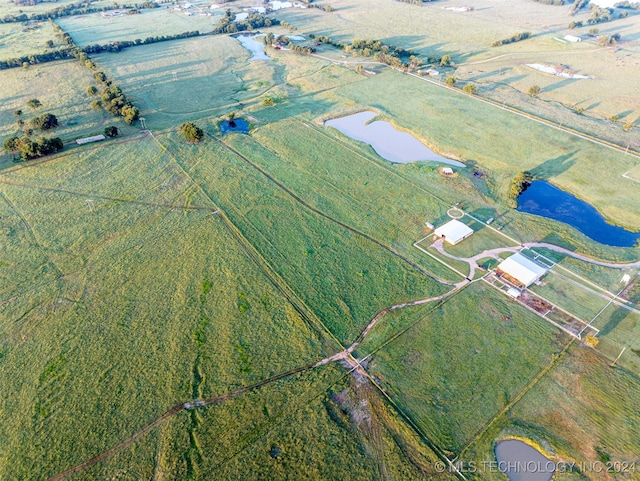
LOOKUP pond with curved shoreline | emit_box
[495,440,555,481]
[517,180,640,248]
[325,111,465,167]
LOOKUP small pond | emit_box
[325,111,464,167]
[495,440,555,481]
[220,118,250,134]
[235,34,270,61]
[517,180,640,247]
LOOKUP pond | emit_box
[220,118,250,135]
[517,180,640,247]
[495,440,555,481]
[325,111,465,167]
[235,34,270,61]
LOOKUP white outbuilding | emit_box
[433,219,474,245]
[497,252,548,288]
[564,35,582,43]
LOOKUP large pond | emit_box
[235,34,270,61]
[517,180,640,247]
[325,111,464,166]
[495,440,555,481]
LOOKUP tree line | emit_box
[491,32,531,47]
[213,10,280,34]
[1,0,158,24]
[0,29,201,70]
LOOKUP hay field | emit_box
[0,21,62,59]
[0,59,116,146]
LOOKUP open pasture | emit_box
[55,7,222,47]
[465,345,640,480]
[333,68,640,231]
[0,134,352,479]
[364,282,566,454]
[155,131,449,344]
[92,35,282,130]
[0,21,62,59]
[0,59,115,148]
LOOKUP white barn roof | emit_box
[434,219,474,245]
[498,252,548,287]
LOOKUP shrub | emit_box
[528,85,541,97]
[180,122,204,143]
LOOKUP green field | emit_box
[0,59,128,149]
[0,21,63,59]
[362,282,566,454]
[55,8,223,46]
[2,1,640,478]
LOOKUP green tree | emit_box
[46,39,54,48]
[30,113,58,130]
[104,126,119,137]
[121,105,139,125]
[13,109,22,116]
[91,99,102,110]
[179,122,204,143]
[527,85,541,96]
[445,76,456,87]
[27,98,42,109]
[463,84,476,94]
[440,54,451,67]
[3,136,21,152]
[509,171,533,200]
[262,97,275,106]
[623,120,634,132]
[86,86,98,96]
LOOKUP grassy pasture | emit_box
[363,282,566,454]
[333,69,640,231]
[274,0,640,146]
[0,59,121,148]
[155,131,448,344]
[0,135,348,479]
[464,345,640,480]
[591,304,640,373]
[442,217,519,259]
[55,8,222,46]
[91,35,282,130]
[0,20,62,59]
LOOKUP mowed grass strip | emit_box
[365,282,566,454]
[159,132,448,344]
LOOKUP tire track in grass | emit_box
[46,362,322,481]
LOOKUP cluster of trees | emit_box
[180,122,204,143]
[509,172,533,200]
[491,31,531,47]
[212,10,279,34]
[3,135,63,160]
[97,84,139,124]
[29,113,58,130]
[308,4,334,11]
[570,0,590,14]
[597,32,621,45]
[288,43,315,54]
[615,1,640,9]
[588,6,612,23]
[1,0,158,23]
[568,20,583,28]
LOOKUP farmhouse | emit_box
[497,252,548,288]
[434,219,474,245]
